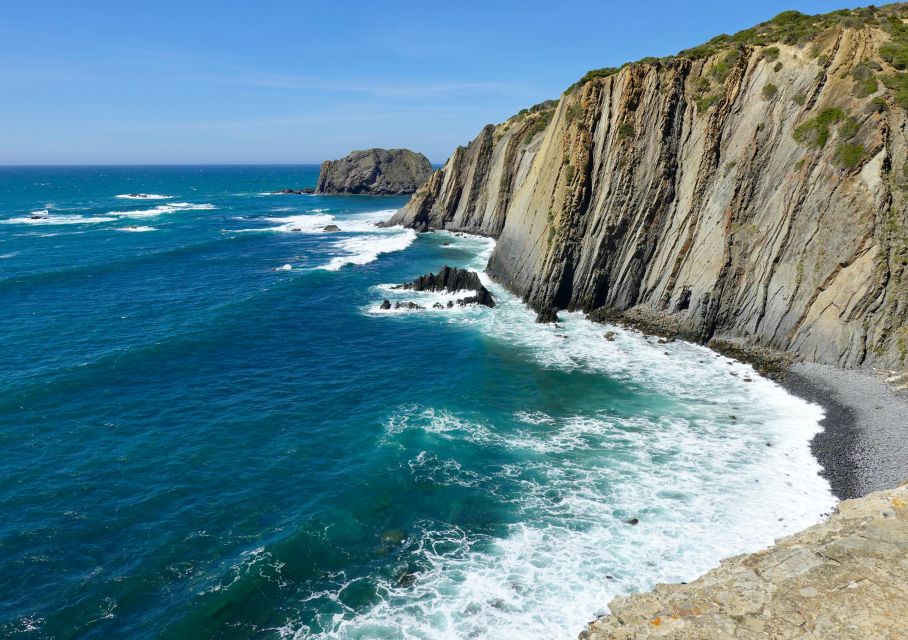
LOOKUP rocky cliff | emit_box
[389,6,908,369]
[581,481,908,639]
[316,148,432,195]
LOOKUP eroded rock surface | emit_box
[389,19,908,370]
[316,148,432,195]
[581,482,908,639]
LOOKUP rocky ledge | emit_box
[582,482,908,640]
[315,148,432,195]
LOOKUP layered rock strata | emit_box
[389,18,908,369]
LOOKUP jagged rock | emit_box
[380,299,391,310]
[315,149,432,195]
[393,301,422,310]
[394,266,495,308]
[272,188,314,194]
[388,21,908,370]
[582,482,908,639]
[322,224,341,232]
[604,331,616,341]
[432,302,444,309]
[536,305,559,323]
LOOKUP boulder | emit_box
[322,224,341,232]
[315,148,432,195]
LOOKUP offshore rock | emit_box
[390,23,908,370]
[581,482,908,639]
[394,266,495,307]
[315,148,432,195]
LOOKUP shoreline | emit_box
[782,362,908,501]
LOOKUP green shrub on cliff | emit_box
[834,143,865,169]
[618,123,635,138]
[762,83,779,100]
[793,107,846,147]
[883,72,908,108]
[522,109,554,144]
[761,46,781,61]
[838,116,860,139]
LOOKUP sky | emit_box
[2,0,859,164]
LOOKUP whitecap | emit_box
[318,229,416,271]
[117,226,156,232]
[106,202,216,219]
[1,214,117,225]
[114,193,172,200]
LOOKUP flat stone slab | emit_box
[581,482,908,639]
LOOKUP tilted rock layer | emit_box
[316,148,432,195]
[581,482,908,639]
[390,15,908,369]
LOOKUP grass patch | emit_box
[565,103,583,124]
[793,107,846,147]
[522,109,555,144]
[834,143,865,169]
[838,116,860,139]
[618,123,635,138]
[696,92,721,114]
[792,92,807,105]
[774,61,783,72]
[762,83,778,100]
[761,46,781,61]
[883,72,908,109]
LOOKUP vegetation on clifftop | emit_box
[567,3,908,97]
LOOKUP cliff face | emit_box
[390,22,908,369]
[315,148,432,195]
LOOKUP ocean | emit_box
[0,165,836,639]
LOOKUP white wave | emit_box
[319,229,416,271]
[1,213,116,225]
[275,264,293,271]
[319,232,836,639]
[117,226,156,232]
[114,193,172,200]
[106,202,216,219]
[365,283,484,314]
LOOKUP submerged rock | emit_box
[394,266,495,308]
[315,148,432,195]
[272,188,314,194]
[322,224,341,232]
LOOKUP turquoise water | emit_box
[0,166,835,639]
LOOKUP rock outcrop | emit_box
[581,481,908,639]
[316,148,432,195]
[389,7,908,370]
[393,266,495,307]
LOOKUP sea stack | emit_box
[315,148,432,195]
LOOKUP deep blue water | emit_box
[0,166,835,639]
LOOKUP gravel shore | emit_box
[782,362,908,500]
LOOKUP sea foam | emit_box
[297,231,837,640]
[107,202,216,219]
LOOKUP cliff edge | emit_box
[316,148,432,195]
[580,482,908,639]
[389,5,908,370]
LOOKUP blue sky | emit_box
[3,0,856,164]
